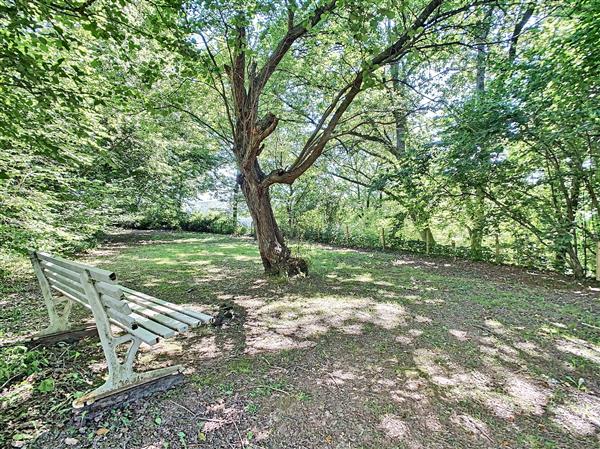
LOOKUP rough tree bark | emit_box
[390,61,436,245]
[231,180,239,232]
[237,160,307,275]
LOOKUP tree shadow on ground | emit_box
[3,231,599,449]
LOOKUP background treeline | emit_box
[1,0,598,279]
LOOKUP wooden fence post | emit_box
[345,224,350,245]
[495,234,501,263]
[425,232,430,254]
[596,241,600,281]
[381,228,386,249]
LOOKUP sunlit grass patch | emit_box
[2,231,600,449]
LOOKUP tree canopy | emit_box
[1,0,598,278]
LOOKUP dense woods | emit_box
[1,0,599,278]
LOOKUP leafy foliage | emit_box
[1,0,598,278]
[0,346,47,386]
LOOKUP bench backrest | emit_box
[31,251,137,331]
[30,251,212,347]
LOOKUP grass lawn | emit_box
[1,230,600,449]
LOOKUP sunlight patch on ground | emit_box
[413,348,552,421]
[237,294,410,354]
[200,399,243,432]
[323,369,363,386]
[379,414,409,440]
[484,319,509,335]
[192,267,233,284]
[233,255,256,261]
[186,260,211,266]
[514,340,548,359]
[0,380,34,407]
[555,336,600,364]
[449,329,469,341]
[139,340,183,366]
[450,413,493,443]
[344,273,374,283]
[395,328,423,345]
[550,391,600,436]
[184,335,222,359]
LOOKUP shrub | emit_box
[116,208,182,230]
[181,212,235,234]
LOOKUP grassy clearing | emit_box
[1,230,599,449]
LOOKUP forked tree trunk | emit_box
[239,162,307,276]
[221,0,447,276]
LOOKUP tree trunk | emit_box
[231,180,239,232]
[239,163,307,276]
[287,185,294,236]
[420,227,436,246]
[470,227,484,256]
[566,244,584,279]
[220,0,448,276]
[390,61,407,160]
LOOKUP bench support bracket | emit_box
[74,270,182,408]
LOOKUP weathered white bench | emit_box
[29,250,212,408]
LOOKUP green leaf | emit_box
[38,378,55,393]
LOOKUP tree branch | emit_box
[508,3,535,62]
[260,0,447,188]
[253,0,337,96]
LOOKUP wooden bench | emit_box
[29,250,212,409]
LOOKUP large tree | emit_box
[177,0,497,275]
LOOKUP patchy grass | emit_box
[1,230,599,449]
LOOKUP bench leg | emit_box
[73,333,182,408]
[75,269,183,409]
[30,253,74,336]
[36,297,74,337]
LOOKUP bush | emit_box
[137,208,183,230]
[181,212,235,234]
[115,208,182,230]
[115,209,238,235]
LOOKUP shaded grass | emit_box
[1,230,599,449]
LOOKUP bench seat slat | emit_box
[125,326,160,346]
[48,278,88,304]
[129,312,177,338]
[37,252,116,283]
[123,293,201,327]
[100,295,132,315]
[106,309,137,330]
[45,270,85,294]
[125,301,189,332]
[121,287,212,324]
[96,282,123,298]
[50,286,159,346]
[45,269,131,315]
